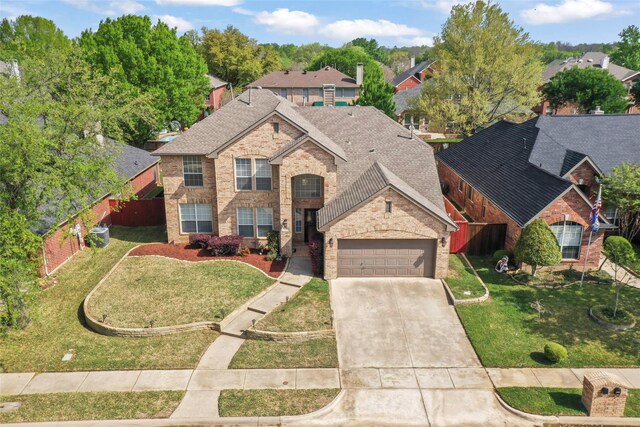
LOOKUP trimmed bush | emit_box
[493,249,510,263]
[190,234,211,249]
[544,342,568,363]
[514,219,561,276]
[308,238,324,276]
[207,235,243,256]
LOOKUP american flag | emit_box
[591,186,602,232]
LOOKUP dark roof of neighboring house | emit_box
[394,83,423,114]
[392,60,434,87]
[250,66,358,89]
[436,119,573,226]
[207,74,227,89]
[37,142,158,234]
[542,52,639,82]
[155,88,453,229]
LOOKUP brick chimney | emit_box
[410,56,416,68]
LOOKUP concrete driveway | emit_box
[331,278,481,369]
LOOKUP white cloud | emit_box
[155,0,241,6]
[419,0,473,13]
[254,8,319,35]
[152,14,194,32]
[63,0,145,16]
[321,19,423,41]
[521,0,615,24]
[397,36,435,47]
[232,7,254,16]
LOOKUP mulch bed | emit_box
[129,243,287,278]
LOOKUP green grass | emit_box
[218,389,339,417]
[498,387,640,417]
[0,227,217,373]
[229,338,339,369]
[0,391,184,423]
[257,279,332,332]
[445,255,486,300]
[427,138,464,143]
[455,257,640,368]
[88,256,274,328]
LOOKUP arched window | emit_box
[549,221,583,260]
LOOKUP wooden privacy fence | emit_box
[109,198,166,227]
[444,197,507,255]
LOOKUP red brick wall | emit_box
[568,161,598,198]
[437,161,602,267]
[394,76,421,93]
[129,163,159,197]
[206,86,226,110]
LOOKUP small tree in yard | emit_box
[603,236,636,318]
[602,163,640,242]
[514,219,562,276]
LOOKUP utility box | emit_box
[88,226,110,248]
[582,370,630,417]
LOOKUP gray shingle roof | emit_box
[318,162,456,229]
[436,119,573,227]
[250,66,358,88]
[542,52,639,82]
[394,83,423,114]
[530,114,640,176]
[207,74,227,88]
[392,60,434,87]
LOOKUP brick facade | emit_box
[206,86,226,110]
[437,161,603,267]
[262,88,359,106]
[567,161,599,198]
[394,75,422,93]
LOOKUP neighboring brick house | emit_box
[392,58,437,93]
[436,114,640,268]
[40,144,160,275]
[534,52,640,115]
[153,89,457,279]
[248,66,361,107]
[205,74,227,111]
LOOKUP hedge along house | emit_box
[153,88,457,279]
[39,143,160,276]
[435,114,640,268]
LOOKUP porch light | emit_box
[440,237,447,247]
[328,238,334,248]
[281,219,289,233]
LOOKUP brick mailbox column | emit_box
[582,370,630,417]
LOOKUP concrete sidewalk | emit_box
[488,367,640,388]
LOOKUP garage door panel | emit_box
[337,239,436,278]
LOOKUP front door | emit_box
[304,209,319,243]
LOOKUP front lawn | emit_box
[218,389,339,417]
[455,257,640,368]
[229,338,338,369]
[498,387,640,417]
[0,391,184,423]
[257,278,332,332]
[445,255,486,300]
[87,256,275,328]
[0,227,217,373]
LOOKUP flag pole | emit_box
[581,184,602,284]
[580,228,594,284]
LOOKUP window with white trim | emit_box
[183,156,203,187]
[294,175,322,198]
[280,88,288,98]
[180,203,213,233]
[303,88,309,103]
[235,158,252,191]
[294,208,302,233]
[256,208,273,237]
[458,178,464,192]
[550,220,583,260]
[237,207,254,237]
[255,159,272,191]
[336,88,356,98]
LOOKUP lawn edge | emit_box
[494,389,559,422]
[443,253,490,305]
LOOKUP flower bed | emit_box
[129,243,286,278]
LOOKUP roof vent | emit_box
[325,66,330,71]
[523,137,527,150]
[587,58,593,62]
[369,148,376,153]
[134,160,139,165]
[284,70,289,74]
[348,111,354,117]
[303,70,307,74]
[578,59,583,63]
[591,106,605,115]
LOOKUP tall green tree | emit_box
[79,15,208,143]
[602,163,640,242]
[610,25,640,71]
[514,219,562,276]
[347,38,389,64]
[0,15,71,61]
[310,47,395,117]
[543,67,629,114]
[199,25,281,87]
[0,46,155,329]
[414,1,543,135]
[540,42,580,64]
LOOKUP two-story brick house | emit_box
[435,115,640,268]
[392,58,437,93]
[153,89,457,279]
[248,66,361,107]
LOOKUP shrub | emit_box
[207,235,243,256]
[493,249,510,262]
[266,230,280,254]
[514,219,561,276]
[239,247,250,257]
[265,250,278,261]
[308,238,324,276]
[190,234,211,249]
[544,342,568,363]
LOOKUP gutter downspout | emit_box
[42,244,50,276]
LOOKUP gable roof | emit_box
[250,66,358,89]
[394,83,423,114]
[436,119,573,227]
[318,161,456,230]
[207,74,227,89]
[392,60,435,87]
[542,52,639,83]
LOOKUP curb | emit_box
[245,328,335,343]
[442,253,490,305]
[493,391,558,423]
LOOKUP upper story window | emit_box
[183,156,203,187]
[467,185,475,201]
[280,88,288,98]
[205,93,211,101]
[235,158,252,191]
[404,114,419,129]
[272,122,280,134]
[303,88,309,103]
[294,175,322,198]
[550,220,583,260]
[458,178,464,192]
[336,88,356,98]
[255,159,272,191]
[180,203,213,234]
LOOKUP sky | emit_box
[1,0,639,47]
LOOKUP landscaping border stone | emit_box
[588,307,636,331]
[442,253,489,305]
[244,328,335,343]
